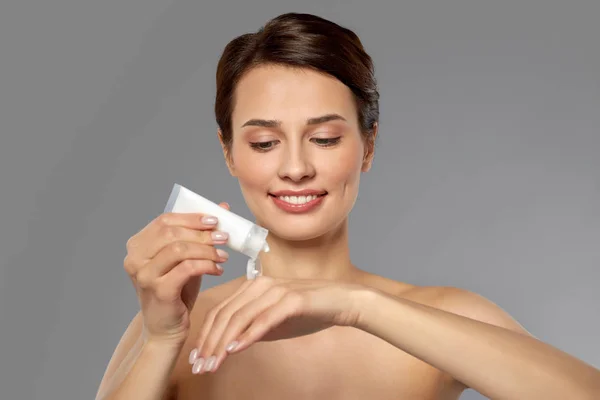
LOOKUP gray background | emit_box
[0,1,598,399]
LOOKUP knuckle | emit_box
[253,314,270,327]
[135,272,152,289]
[206,305,219,321]
[123,256,134,274]
[161,225,182,241]
[179,260,197,275]
[135,268,155,290]
[201,230,213,244]
[212,310,226,325]
[170,241,188,256]
[284,291,306,308]
[123,256,143,276]
[157,213,173,227]
[229,310,245,325]
[126,236,138,251]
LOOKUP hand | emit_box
[188,276,366,373]
[123,203,231,347]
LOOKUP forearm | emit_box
[354,289,600,400]
[97,337,183,400]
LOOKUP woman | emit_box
[95,12,599,400]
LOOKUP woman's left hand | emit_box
[189,275,367,373]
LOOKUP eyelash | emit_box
[249,137,342,152]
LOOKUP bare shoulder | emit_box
[402,284,533,336]
[358,271,531,336]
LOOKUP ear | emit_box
[218,130,236,176]
[361,122,378,172]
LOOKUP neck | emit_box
[257,219,363,281]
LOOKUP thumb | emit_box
[218,202,230,211]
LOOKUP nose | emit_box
[278,142,315,182]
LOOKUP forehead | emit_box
[231,65,358,126]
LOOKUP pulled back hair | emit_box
[214,12,379,149]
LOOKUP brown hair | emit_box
[214,12,379,149]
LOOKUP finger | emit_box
[152,259,223,303]
[189,279,255,373]
[150,224,229,261]
[193,277,274,358]
[207,286,290,372]
[131,202,231,260]
[196,280,258,359]
[135,242,229,287]
[123,222,228,279]
[128,212,224,260]
[228,292,306,355]
[195,281,276,370]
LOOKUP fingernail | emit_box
[216,249,229,260]
[216,264,223,272]
[204,356,216,372]
[189,348,199,364]
[202,215,218,225]
[211,231,228,241]
[192,358,205,374]
[226,341,238,352]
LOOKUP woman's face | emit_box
[222,64,375,241]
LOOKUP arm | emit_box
[187,276,599,398]
[95,312,181,400]
[354,287,600,400]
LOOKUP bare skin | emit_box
[95,65,600,400]
[172,274,468,400]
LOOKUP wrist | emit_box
[141,325,189,351]
[143,336,186,355]
[347,285,382,330]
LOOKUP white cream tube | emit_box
[164,183,269,279]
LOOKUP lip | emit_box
[269,192,327,214]
[269,189,327,196]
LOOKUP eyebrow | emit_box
[241,113,347,128]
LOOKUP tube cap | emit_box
[240,224,269,260]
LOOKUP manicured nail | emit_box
[216,249,229,260]
[211,231,228,241]
[204,356,216,372]
[216,264,223,271]
[188,348,199,364]
[202,215,218,225]
[192,358,204,374]
[226,341,238,352]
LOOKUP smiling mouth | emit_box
[268,192,328,213]
[269,193,327,205]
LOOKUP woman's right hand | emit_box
[123,205,231,347]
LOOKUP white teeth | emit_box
[278,195,318,205]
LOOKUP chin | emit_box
[267,224,328,242]
[260,213,345,243]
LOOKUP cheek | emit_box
[231,147,276,189]
[321,144,364,186]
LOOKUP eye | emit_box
[249,140,279,152]
[311,137,341,147]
